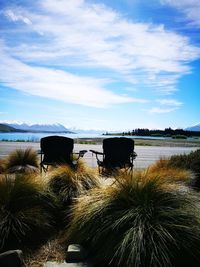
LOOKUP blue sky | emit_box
[0,0,199,130]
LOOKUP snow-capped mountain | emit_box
[185,123,200,132]
[4,123,73,133]
[69,127,105,134]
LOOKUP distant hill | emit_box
[3,123,74,133]
[185,123,200,132]
[0,124,26,132]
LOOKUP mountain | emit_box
[69,127,105,134]
[4,123,74,133]
[185,123,200,132]
[0,124,26,132]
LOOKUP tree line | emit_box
[104,128,200,137]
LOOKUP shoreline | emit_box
[0,137,200,147]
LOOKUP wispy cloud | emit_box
[156,98,183,106]
[0,45,144,108]
[149,107,178,113]
[4,9,32,25]
[161,0,200,27]
[2,0,200,93]
[148,98,182,114]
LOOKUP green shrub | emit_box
[0,174,57,251]
[172,135,187,139]
[5,148,39,173]
[66,171,200,267]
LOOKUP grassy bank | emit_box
[74,138,200,147]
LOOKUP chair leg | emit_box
[40,164,48,173]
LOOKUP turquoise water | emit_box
[0,132,170,141]
[0,132,102,141]
[0,132,199,142]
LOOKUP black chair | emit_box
[39,136,87,172]
[90,137,137,175]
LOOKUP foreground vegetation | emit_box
[66,170,200,267]
[0,148,200,266]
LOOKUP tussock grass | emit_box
[5,148,39,173]
[149,158,193,184]
[47,165,101,206]
[24,236,66,267]
[150,150,200,188]
[0,174,58,252]
[0,158,6,174]
[66,171,200,267]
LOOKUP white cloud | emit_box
[4,9,32,25]
[161,0,200,27]
[0,47,146,108]
[156,99,183,106]
[2,0,200,96]
[149,107,178,113]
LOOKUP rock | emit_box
[43,262,88,266]
[66,244,87,263]
[0,250,23,267]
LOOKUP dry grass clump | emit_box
[167,150,200,189]
[0,174,58,252]
[0,158,6,174]
[66,171,200,267]
[47,165,101,206]
[5,148,39,173]
[149,158,193,184]
[24,236,66,267]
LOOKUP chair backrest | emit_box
[103,137,134,168]
[41,136,74,164]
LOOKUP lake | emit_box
[0,132,199,142]
[0,132,171,141]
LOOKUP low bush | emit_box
[66,171,200,267]
[0,174,57,252]
[172,135,187,139]
[5,148,39,173]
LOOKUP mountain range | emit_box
[185,123,200,132]
[0,124,26,133]
[1,123,73,133]
[0,122,200,133]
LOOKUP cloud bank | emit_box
[1,0,200,108]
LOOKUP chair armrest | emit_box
[90,150,104,164]
[131,151,137,160]
[73,150,87,161]
[90,150,104,155]
[79,150,87,157]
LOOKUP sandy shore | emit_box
[0,141,199,169]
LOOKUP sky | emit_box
[0,0,199,131]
